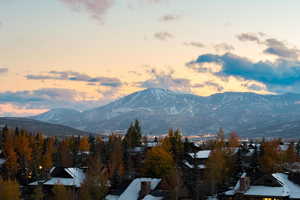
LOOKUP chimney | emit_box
[239,176,250,192]
[139,181,151,199]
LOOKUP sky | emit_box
[1,0,300,116]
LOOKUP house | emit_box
[29,167,85,188]
[221,172,300,200]
[183,150,211,173]
[184,150,211,168]
[105,178,163,200]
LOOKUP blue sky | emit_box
[1,0,300,116]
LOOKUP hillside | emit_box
[0,117,91,136]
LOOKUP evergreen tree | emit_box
[3,130,19,178]
[52,184,73,200]
[0,178,21,200]
[58,139,73,167]
[124,120,142,148]
[42,137,55,172]
[31,185,44,200]
[15,130,32,169]
[31,133,44,181]
[205,146,228,194]
[228,132,240,148]
[79,136,90,152]
[259,140,280,173]
[296,140,300,155]
[161,129,184,162]
[285,142,297,163]
[143,146,174,178]
[183,137,192,153]
[80,155,108,200]
[108,135,124,187]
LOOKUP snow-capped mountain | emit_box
[31,108,82,127]
[31,88,300,137]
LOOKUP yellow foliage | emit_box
[144,146,174,177]
[79,136,90,152]
[0,179,21,200]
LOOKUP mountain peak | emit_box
[31,90,300,137]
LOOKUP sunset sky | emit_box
[1,0,300,116]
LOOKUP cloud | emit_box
[263,38,300,60]
[137,68,192,92]
[241,82,266,91]
[0,68,8,74]
[237,32,300,60]
[184,42,205,48]
[188,53,300,93]
[59,0,114,22]
[237,32,261,43]
[26,71,122,87]
[193,81,224,92]
[214,43,235,52]
[0,88,102,112]
[159,14,180,22]
[154,32,173,41]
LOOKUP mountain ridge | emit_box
[0,117,91,136]
[30,88,300,137]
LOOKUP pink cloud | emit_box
[59,0,114,22]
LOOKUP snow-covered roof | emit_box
[183,160,205,169]
[225,173,300,198]
[273,173,300,198]
[143,194,163,200]
[207,196,218,200]
[245,149,255,157]
[0,158,6,166]
[105,195,120,200]
[189,150,211,159]
[279,144,289,151]
[43,178,80,187]
[224,172,246,196]
[146,142,158,147]
[244,186,287,197]
[118,178,161,200]
[30,167,85,188]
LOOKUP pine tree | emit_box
[52,184,73,200]
[108,135,124,187]
[296,140,300,155]
[15,130,32,169]
[164,167,184,200]
[94,136,104,158]
[285,142,297,163]
[31,133,44,181]
[58,139,72,167]
[205,144,232,194]
[124,120,142,149]
[31,185,44,200]
[80,155,108,200]
[143,146,174,178]
[161,129,184,162]
[3,130,19,178]
[216,128,225,149]
[228,132,240,148]
[259,140,280,173]
[0,178,21,200]
[79,136,90,152]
